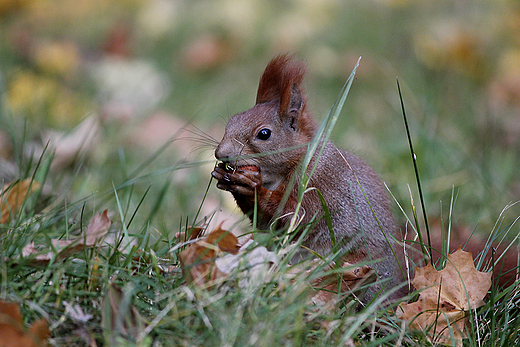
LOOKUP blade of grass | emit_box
[113,181,131,254]
[397,78,432,264]
[127,185,151,229]
[316,189,335,247]
[146,175,172,223]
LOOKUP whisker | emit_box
[184,125,220,144]
[177,135,217,146]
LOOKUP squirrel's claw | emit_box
[212,166,264,197]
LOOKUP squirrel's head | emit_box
[215,54,317,189]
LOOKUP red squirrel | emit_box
[211,54,404,300]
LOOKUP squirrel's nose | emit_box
[215,135,239,161]
[214,144,227,161]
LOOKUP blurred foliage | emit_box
[0,0,519,233]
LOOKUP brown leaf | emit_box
[83,209,111,246]
[0,179,40,224]
[21,210,111,265]
[179,241,217,286]
[28,319,49,343]
[0,301,49,347]
[205,223,239,254]
[215,242,277,288]
[179,224,239,286]
[397,247,492,346]
[175,226,205,241]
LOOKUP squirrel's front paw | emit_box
[212,164,263,196]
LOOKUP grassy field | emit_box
[1,0,520,346]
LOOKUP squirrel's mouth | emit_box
[219,162,259,172]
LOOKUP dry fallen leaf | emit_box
[175,226,205,241]
[180,224,371,304]
[397,247,492,346]
[21,210,111,264]
[215,239,277,289]
[0,301,49,347]
[179,223,239,286]
[179,241,222,286]
[179,224,278,289]
[205,224,240,254]
[0,179,40,224]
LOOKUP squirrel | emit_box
[211,54,404,301]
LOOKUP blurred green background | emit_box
[1,0,519,237]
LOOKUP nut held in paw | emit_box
[237,165,259,172]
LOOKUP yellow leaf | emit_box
[0,179,40,224]
[397,247,492,346]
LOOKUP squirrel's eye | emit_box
[256,128,271,140]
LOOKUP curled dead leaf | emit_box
[179,223,239,286]
[21,210,111,265]
[397,247,492,346]
[0,179,40,224]
[179,225,276,288]
[215,239,277,289]
[179,241,219,286]
[205,223,239,254]
[175,226,205,241]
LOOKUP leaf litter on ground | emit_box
[179,223,376,310]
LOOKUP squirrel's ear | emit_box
[256,54,306,108]
[280,82,304,119]
[256,55,307,131]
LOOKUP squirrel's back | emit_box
[295,142,401,299]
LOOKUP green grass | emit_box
[1,62,519,346]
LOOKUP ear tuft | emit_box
[255,54,306,112]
